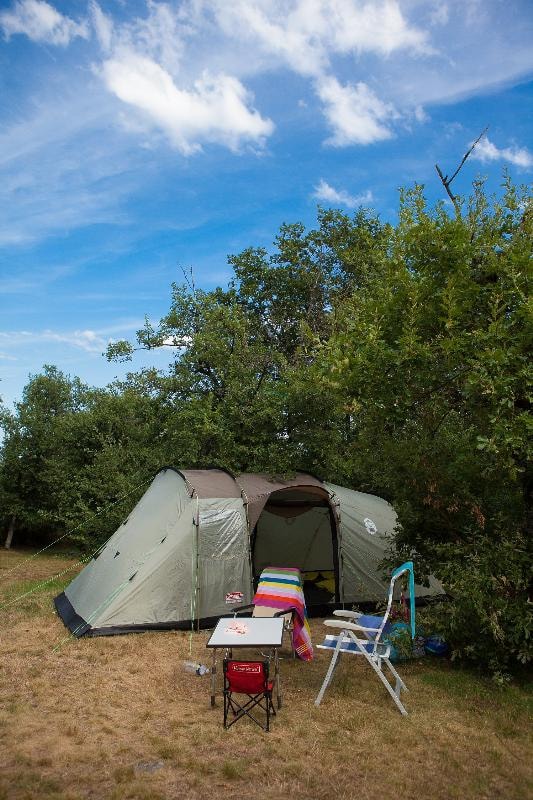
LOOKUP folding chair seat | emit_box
[223,659,276,731]
[314,561,415,715]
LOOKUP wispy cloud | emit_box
[100,51,274,155]
[89,0,112,52]
[313,180,374,208]
[0,85,143,245]
[471,136,533,169]
[0,321,144,355]
[0,0,88,45]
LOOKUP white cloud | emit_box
[208,0,430,78]
[326,0,431,56]
[100,51,274,154]
[90,1,112,53]
[313,179,373,208]
[0,0,88,45]
[316,76,396,146]
[0,322,144,355]
[471,136,533,169]
[208,0,326,78]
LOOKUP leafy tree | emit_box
[0,368,167,550]
[317,177,532,673]
[0,366,86,546]
[106,207,389,473]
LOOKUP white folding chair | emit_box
[314,561,415,715]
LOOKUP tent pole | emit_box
[241,488,254,601]
[328,491,343,605]
[188,493,199,651]
[195,495,200,633]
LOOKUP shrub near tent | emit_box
[55,468,442,637]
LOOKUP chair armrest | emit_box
[219,604,255,618]
[273,606,298,618]
[324,619,380,633]
[332,610,361,619]
[234,604,255,614]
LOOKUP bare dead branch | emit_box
[180,264,196,294]
[448,126,489,186]
[435,163,461,217]
[435,126,489,217]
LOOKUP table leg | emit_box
[274,648,282,709]
[210,648,217,707]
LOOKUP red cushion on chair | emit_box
[226,661,268,695]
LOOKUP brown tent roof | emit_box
[236,473,328,529]
[180,469,241,499]
[180,469,330,530]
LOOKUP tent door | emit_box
[251,488,340,609]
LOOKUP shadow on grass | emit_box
[420,660,533,715]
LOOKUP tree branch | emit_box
[180,264,196,295]
[435,126,489,217]
[435,164,461,218]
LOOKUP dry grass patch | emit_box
[0,548,532,800]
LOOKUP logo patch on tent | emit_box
[364,517,377,535]
[225,591,244,604]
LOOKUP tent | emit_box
[55,468,442,637]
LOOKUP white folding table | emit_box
[206,616,284,709]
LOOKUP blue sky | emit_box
[1,0,532,410]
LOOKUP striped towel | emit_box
[254,567,313,661]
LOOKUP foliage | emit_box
[317,177,532,673]
[0,367,163,550]
[105,207,387,474]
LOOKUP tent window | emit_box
[198,509,246,559]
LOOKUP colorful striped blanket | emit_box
[254,567,313,661]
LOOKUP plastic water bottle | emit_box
[183,660,210,676]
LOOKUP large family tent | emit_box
[55,468,442,637]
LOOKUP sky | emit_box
[0,0,532,411]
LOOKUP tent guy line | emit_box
[0,477,151,583]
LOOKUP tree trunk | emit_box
[4,515,16,549]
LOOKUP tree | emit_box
[0,368,167,551]
[317,177,532,673]
[0,367,85,547]
[106,207,390,474]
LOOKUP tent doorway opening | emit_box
[251,486,340,612]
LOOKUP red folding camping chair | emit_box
[223,659,276,731]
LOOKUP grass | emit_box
[0,548,532,800]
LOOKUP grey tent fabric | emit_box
[325,483,442,602]
[55,468,443,637]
